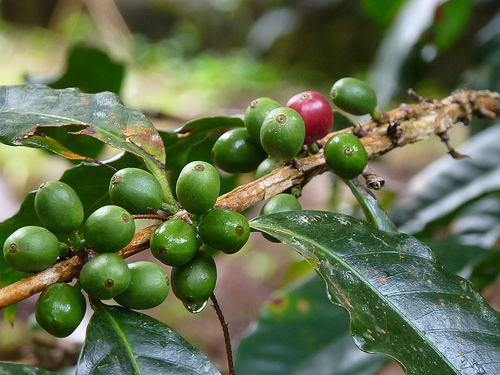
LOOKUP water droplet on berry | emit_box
[183,300,208,314]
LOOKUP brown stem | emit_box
[210,294,235,375]
[0,89,499,309]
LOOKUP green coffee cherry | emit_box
[82,205,135,253]
[261,194,302,242]
[176,161,220,214]
[255,157,285,179]
[330,77,377,116]
[260,107,305,161]
[35,283,86,337]
[109,168,163,214]
[245,97,281,144]
[212,128,266,173]
[3,226,60,273]
[34,181,84,234]
[171,252,217,304]
[79,253,131,300]
[150,219,199,266]
[199,208,250,254]
[261,194,302,215]
[114,261,169,310]
[324,133,368,180]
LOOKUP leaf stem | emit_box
[345,178,398,233]
[144,159,178,207]
[210,293,235,375]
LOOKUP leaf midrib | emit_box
[100,307,142,375]
[251,222,461,374]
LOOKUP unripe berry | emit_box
[255,157,285,179]
[109,168,163,214]
[260,107,305,161]
[261,193,302,216]
[79,253,131,300]
[244,97,280,144]
[82,205,135,253]
[324,133,368,179]
[287,91,333,144]
[150,219,199,266]
[3,226,60,273]
[171,252,217,304]
[176,161,220,214]
[114,261,169,310]
[35,284,86,337]
[35,181,84,234]
[212,128,266,173]
[330,77,377,116]
[199,208,250,254]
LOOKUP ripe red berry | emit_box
[287,91,333,144]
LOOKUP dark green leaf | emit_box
[174,116,244,135]
[392,124,500,234]
[0,362,56,374]
[360,0,405,28]
[49,44,125,95]
[76,304,220,375]
[162,115,243,171]
[427,237,487,275]
[468,250,500,290]
[235,274,386,375]
[432,0,472,51]
[0,85,166,173]
[251,211,500,375]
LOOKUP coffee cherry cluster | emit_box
[3,76,379,339]
[211,77,376,182]
[158,160,251,308]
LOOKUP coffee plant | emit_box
[0,76,499,375]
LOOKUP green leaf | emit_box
[162,115,243,171]
[76,304,220,375]
[235,274,386,375]
[360,0,405,28]
[49,44,125,95]
[251,211,500,375]
[392,124,500,235]
[0,85,164,164]
[432,0,472,51]
[0,362,56,374]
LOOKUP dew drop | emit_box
[183,300,208,314]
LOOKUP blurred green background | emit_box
[0,0,499,374]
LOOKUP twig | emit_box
[1,89,499,308]
[210,294,235,375]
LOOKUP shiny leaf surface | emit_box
[0,85,165,170]
[235,274,386,375]
[0,362,55,374]
[76,304,220,375]
[251,211,500,375]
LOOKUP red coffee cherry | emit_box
[287,91,333,144]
